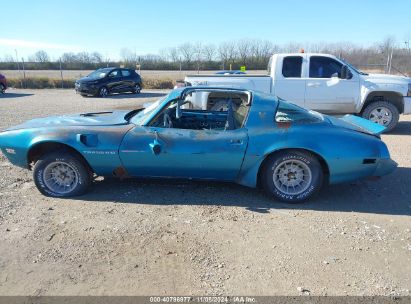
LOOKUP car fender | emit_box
[358,83,406,113]
[24,125,133,175]
[237,124,384,188]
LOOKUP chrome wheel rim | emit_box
[273,159,312,195]
[135,84,140,93]
[43,161,78,194]
[369,107,392,126]
[100,87,108,97]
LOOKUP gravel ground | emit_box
[0,89,410,296]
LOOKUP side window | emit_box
[309,56,343,78]
[282,56,303,78]
[275,101,322,124]
[108,70,120,78]
[149,93,250,131]
[121,69,131,77]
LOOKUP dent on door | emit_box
[119,126,248,180]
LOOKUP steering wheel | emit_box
[163,113,173,128]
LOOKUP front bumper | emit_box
[0,147,28,169]
[403,96,411,115]
[75,83,98,95]
[373,158,398,177]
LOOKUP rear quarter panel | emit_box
[237,94,385,187]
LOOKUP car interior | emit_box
[149,91,251,131]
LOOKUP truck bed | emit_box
[184,75,272,94]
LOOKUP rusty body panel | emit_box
[0,87,397,192]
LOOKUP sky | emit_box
[0,0,410,60]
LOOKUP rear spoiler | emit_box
[339,114,386,135]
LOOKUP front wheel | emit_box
[98,86,109,98]
[361,101,399,132]
[0,84,5,94]
[261,151,323,203]
[33,151,92,197]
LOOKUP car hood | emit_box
[76,76,101,83]
[328,114,385,136]
[4,110,130,131]
[362,73,410,85]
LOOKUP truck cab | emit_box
[185,53,411,131]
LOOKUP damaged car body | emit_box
[0,87,397,202]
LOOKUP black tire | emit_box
[0,84,5,94]
[33,150,92,197]
[361,101,399,132]
[132,83,141,94]
[97,86,109,98]
[261,150,323,203]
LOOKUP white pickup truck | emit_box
[184,53,411,131]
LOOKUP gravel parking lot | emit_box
[0,89,410,296]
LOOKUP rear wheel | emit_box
[361,101,399,132]
[133,83,141,94]
[33,151,92,197]
[0,83,5,94]
[261,150,323,203]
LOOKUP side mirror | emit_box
[341,65,353,79]
[149,139,161,155]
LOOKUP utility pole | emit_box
[15,49,22,87]
[21,57,26,88]
[388,48,394,74]
[15,49,20,72]
[59,58,64,88]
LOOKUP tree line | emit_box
[1,38,410,74]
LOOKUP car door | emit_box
[106,69,123,93]
[119,96,249,181]
[120,69,134,91]
[119,126,248,181]
[304,56,360,113]
[273,55,306,107]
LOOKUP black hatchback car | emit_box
[75,67,142,97]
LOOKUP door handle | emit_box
[307,82,321,87]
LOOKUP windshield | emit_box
[339,58,368,75]
[130,97,167,125]
[87,68,112,79]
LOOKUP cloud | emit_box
[0,38,80,51]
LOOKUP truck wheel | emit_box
[261,150,323,203]
[362,101,399,132]
[33,151,92,197]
